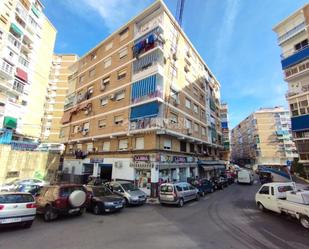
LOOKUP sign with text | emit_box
[133,155,150,162]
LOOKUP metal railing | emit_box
[0,58,14,77]
[278,21,306,44]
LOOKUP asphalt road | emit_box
[0,181,308,249]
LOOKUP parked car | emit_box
[36,184,87,221]
[237,170,254,184]
[159,182,199,207]
[84,185,124,214]
[188,178,214,196]
[255,182,309,229]
[18,179,49,187]
[17,184,42,196]
[0,192,36,228]
[0,179,21,192]
[212,177,227,190]
[106,181,147,206]
[226,172,235,184]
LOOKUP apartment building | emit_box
[0,0,56,140]
[273,4,309,174]
[41,54,78,142]
[231,107,298,167]
[60,0,223,196]
[220,103,230,161]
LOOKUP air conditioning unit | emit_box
[110,94,115,100]
[114,161,123,168]
[82,130,88,136]
[78,126,83,132]
[172,98,180,106]
[187,129,193,135]
[186,50,191,58]
[84,109,90,115]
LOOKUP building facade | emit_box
[273,4,309,174]
[220,103,230,161]
[60,0,224,196]
[0,0,56,140]
[231,107,298,167]
[41,54,78,142]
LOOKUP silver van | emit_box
[159,182,199,207]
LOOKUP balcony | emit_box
[7,34,21,53]
[285,85,309,98]
[0,59,14,80]
[18,56,30,68]
[278,21,306,45]
[16,2,28,22]
[281,45,309,70]
[130,117,164,132]
[135,14,163,39]
[13,79,25,94]
[291,114,309,132]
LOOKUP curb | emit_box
[146,198,160,205]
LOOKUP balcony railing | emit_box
[130,117,164,131]
[7,34,21,52]
[135,14,163,39]
[278,21,306,44]
[281,45,309,69]
[285,85,309,98]
[0,59,14,79]
[18,56,29,68]
[16,2,28,22]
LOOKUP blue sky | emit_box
[41,0,308,128]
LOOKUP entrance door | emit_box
[99,164,112,182]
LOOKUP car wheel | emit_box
[44,206,58,222]
[257,202,265,212]
[23,221,33,229]
[93,204,101,215]
[195,194,200,201]
[200,191,205,197]
[300,216,309,229]
[178,198,184,208]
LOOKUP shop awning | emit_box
[130,101,159,121]
[16,68,28,82]
[31,5,40,17]
[3,116,17,129]
[61,111,72,124]
[202,166,214,171]
[10,23,23,36]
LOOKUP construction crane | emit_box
[176,0,186,27]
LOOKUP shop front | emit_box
[198,160,227,179]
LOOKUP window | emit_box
[202,127,206,136]
[90,53,97,61]
[193,104,198,113]
[83,122,90,132]
[89,68,96,78]
[119,47,128,59]
[295,39,308,51]
[119,139,128,150]
[135,137,144,150]
[73,125,79,134]
[185,119,192,129]
[105,41,113,51]
[193,87,198,96]
[87,143,93,152]
[100,97,108,106]
[102,141,110,151]
[201,110,205,119]
[101,76,110,91]
[271,187,274,196]
[114,115,123,125]
[194,123,199,132]
[115,90,125,101]
[180,141,186,152]
[185,98,191,109]
[104,57,112,68]
[98,119,106,128]
[87,86,94,97]
[117,68,127,80]
[119,27,129,41]
[169,65,177,79]
[77,144,82,150]
[79,75,85,84]
[259,186,269,195]
[163,139,172,150]
[170,113,178,124]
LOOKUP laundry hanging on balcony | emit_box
[133,33,158,58]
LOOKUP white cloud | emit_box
[60,0,153,31]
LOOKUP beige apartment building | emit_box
[60,0,224,196]
[41,54,78,142]
[0,0,56,141]
[231,107,298,167]
[220,103,230,161]
[273,4,309,174]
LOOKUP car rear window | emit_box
[160,185,173,192]
[60,186,84,197]
[0,194,34,203]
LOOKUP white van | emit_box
[237,170,254,184]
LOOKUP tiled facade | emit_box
[0,0,56,139]
[220,103,230,161]
[60,0,224,196]
[41,54,78,142]
[231,107,298,167]
[273,4,309,171]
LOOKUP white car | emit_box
[17,179,49,187]
[237,170,254,184]
[0,192,37,228]
[0,179,20,192]
[255,182,309,229]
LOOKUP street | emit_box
[0,182,308,249]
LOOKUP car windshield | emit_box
[160,185,173,192]
[0,194,34,203]
[121,183,138,191]
[59,186,84,197]
[92,187,112,196]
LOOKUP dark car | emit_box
[212,177,228,190]
[17,184,42,196]
[84,185,124,214]
[188,178,214,196]
[226,172,235,185]
[35,184,87,221]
